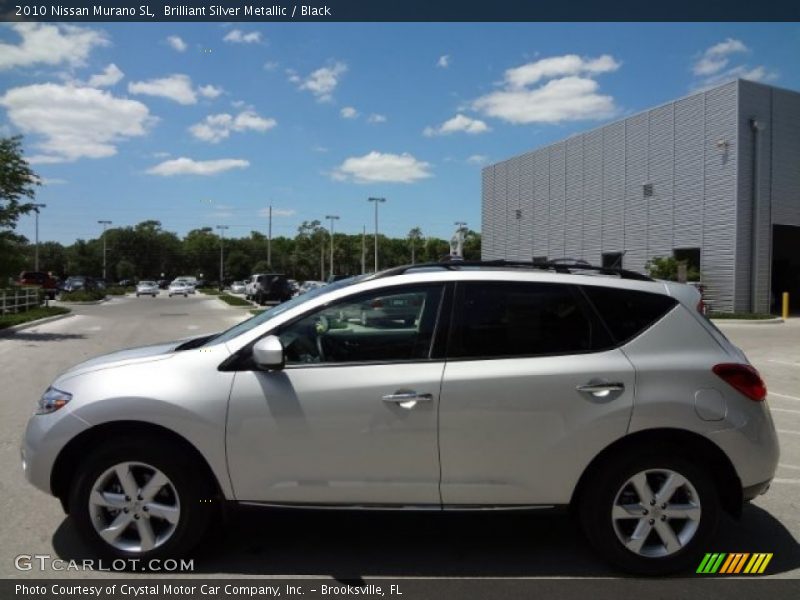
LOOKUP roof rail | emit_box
[371,259,653,281]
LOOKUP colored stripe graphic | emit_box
[698,553,773,574]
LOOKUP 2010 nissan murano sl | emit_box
[22,261,779,574]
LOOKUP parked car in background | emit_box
[118,279,134,287]
[295,280,326,296]
[136,281,159,297]
[244,274,265,300]
[230,281,247,295]
[60,276,100,294]
[168,281,190,297]
[171,278,196,294]
[16,271,59,300]
[253,274,293,306]
[157,279,170,290]
[359,292,422,326]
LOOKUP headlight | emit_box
[36,387,72,415]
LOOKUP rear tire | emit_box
[579,453,719,575]
[68,438,215,561]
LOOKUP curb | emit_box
[712,318,784,325]
[0,312,74,335]
[216,297,257,309]
[56,297,110,305]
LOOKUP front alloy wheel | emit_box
[88,462,180,553]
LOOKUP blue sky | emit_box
[1,22,799,245]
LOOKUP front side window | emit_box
[277,285,444,365]
[449,282,609,359]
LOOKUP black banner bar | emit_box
[1,0,800,22]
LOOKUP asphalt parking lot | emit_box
[0,296,797,581]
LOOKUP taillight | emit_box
[696,299,705,314]
[712,363,767,402]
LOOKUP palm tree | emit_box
[407,227,423,265]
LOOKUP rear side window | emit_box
[448,282,612,359]
[582,286,678,344]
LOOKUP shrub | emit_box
[645,256,700,282]
[0,306,70,329]
[60,289,106,302]
[218,294,251,307]
[104,286,128,296]
[708,312,776,320]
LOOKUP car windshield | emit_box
[203,275,366,347]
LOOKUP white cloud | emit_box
[473,73,617,125]
[693,38,748,76]
[263,61,279,71]
[128,74,198,104]
[198,84,223,99]
[147,157,250,176]
[40,177,67,185]
[466,154,488,165]
[312,145,329,153]
[166,35,188,52]
[0,23,109,71]
[87,63,124,87]
[0,83,152,163]
[223,29,262,44]
[424,114,490,136]
[258,207,296,217]
[504,54,620,88]
[189,110,277,143]
[332,151,432,184]
[367,113,387,124]
[292,62,347,102]
[437,55,450,68]
[340,106,358,119]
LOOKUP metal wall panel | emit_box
[480,165,497,260]
[647,104,675,260]
[737,81,773,313]
[506,157,523,260]
[673,94,705,249]
[494,160,509,260]
[771,88,800,227]
[519,152,535,260]
[533,150,550,257]
[625,113,649,272]
[548,143,567,258]
[565,137,584,259]
[602,121,626,254]
[583,129,604,265]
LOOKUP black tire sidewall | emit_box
[580,453,720,575]
[68,438,214,562]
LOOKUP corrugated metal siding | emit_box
[625,113,649,272]
[480,165,498,260]
[519,152,535,260]
[647,105,675,259]
[673,94,705,249]
[583,129,604,264]
[702,82,739,313]
[771,88,800,227]
[603,122,626,253]
[737,81,773,313]
[533,150,550,257]
[566,137,584,259]
[548,143,567,258]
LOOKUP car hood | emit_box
[56,340,183,381]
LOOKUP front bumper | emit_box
[21,410,90,495]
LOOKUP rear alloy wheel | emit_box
[580,455,719,574]
[69,439,215,561]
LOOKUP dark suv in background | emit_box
[253,273,293,305]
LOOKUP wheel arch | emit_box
[50,420,225,513]
[570,428,743,518]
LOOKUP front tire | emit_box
[68,438,215,561]
[579,453,719,575]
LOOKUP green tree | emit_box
[116,259,136,280]
[645,256,700,282]
[407,227,423,264]
[0,136,40,281]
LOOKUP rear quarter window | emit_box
[582,285,678,344]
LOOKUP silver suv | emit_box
[21,261,779,574]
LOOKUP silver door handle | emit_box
[576,382,625,397]
[382,392,433,409]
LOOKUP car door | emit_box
[438,281,635,506]
[226,283,447,505]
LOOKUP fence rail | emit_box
[0,288,43,315]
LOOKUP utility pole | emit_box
[367,197,386,272]
[325,215,339,276]
[97,220,112,280]
[267,204,272,268]
[32,204,46,271]
[361,225,366,274]
[216,225,228,290]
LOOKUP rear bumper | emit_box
[743,479,772,501]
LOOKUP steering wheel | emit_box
[314,315,329,361]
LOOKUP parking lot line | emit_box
[769,391,800,402]
[776,429,800,436]
[772,478,800,485]
[778,463,800,470]
[768,360,800,368]
[770,407,800,415]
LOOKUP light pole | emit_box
[267,204,272,268]
[32,204,46,271]
[97,220,112,280]
[367,197,386,272]
[325,215,339,276]
[216,225,228,290]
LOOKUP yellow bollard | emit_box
[782,292,790,320]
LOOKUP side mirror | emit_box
[252,335,285,370]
